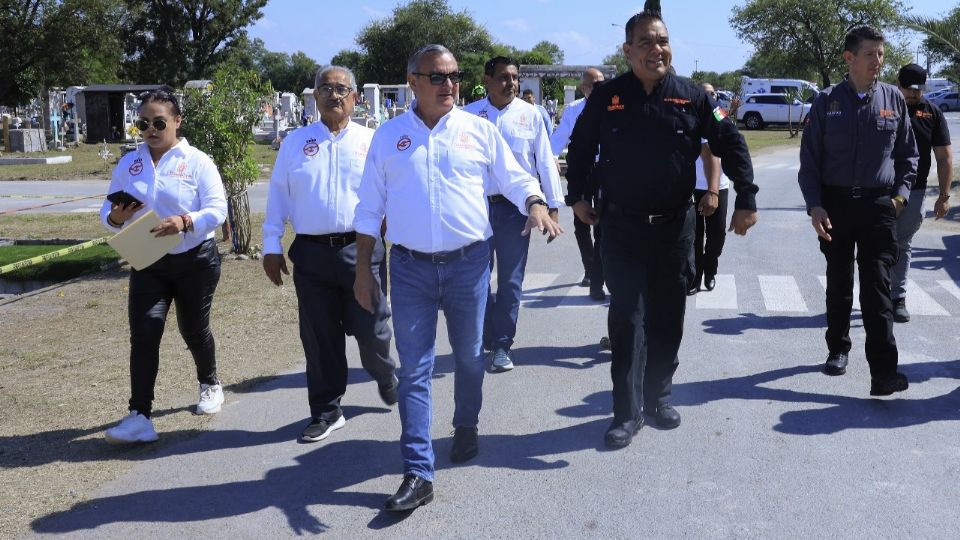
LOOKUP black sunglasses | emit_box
[412,71,465,85]
[135,118,168,131]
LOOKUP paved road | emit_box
[22,142,960,537]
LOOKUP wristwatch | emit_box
[893,195,907,207]
[526,198,549,212]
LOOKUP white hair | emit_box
[407,44,453,74]
[314,65,357,89]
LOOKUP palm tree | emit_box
[901,15,960,57]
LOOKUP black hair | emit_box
[843,26,885,54]
[138,85,181,117]
[624,0,664,43]
[521,88,534,95]
[484,56,519,77]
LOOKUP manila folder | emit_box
[107,210,182,270]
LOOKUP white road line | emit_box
[789,164,800,171]
[904,280,950,316]
[767,163,791,170]
[695,274,737,309]
[758,275,808,312]
[937,280,960,303]
[818,275,860,311]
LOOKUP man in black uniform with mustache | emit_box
[565,1,759,448]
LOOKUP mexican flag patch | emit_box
[712,106,728,121]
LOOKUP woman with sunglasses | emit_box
[99,86,228,444]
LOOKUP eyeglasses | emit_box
[134,118,167,131]
[412,71,465,85]
[317,84,353,97]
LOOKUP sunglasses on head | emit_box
[412,71,465,85]
[135,118,168,131]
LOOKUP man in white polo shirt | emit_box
[353,44,562,512]
[262,66,397,444]
[464,56,564,373]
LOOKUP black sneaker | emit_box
[893,298,910,323]
[870,373,909,396]
[301,415,345,442]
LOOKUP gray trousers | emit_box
[288,235,396,421]
[891,188,927,301]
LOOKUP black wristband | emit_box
[526,198,548,213]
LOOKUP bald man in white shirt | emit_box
[464,56,564,373]
[353,44,562,512]
[262,66,397,444]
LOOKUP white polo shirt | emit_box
[695,138,730,190]
[550,97,587,157]
[100,138,227,254]
[463,97,564,209]
[353,104,545,253]
[262,120,374,255]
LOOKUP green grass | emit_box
[741,129,802,154]
[0,244,119,282]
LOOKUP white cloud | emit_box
[503,18,531,33]
[362,5,389,19]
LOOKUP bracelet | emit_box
[706,190,719,196]
[179,213,192,233]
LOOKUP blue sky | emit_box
[248,0,955,79]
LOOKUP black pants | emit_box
[127,239,221,417]
[289,235,396,422]
[692,188,728,278]
[819,192,899,378]
[573,205,604,290]
[601,204,694,422]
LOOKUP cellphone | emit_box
[106,191,143,207]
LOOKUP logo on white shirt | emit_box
[128,159,143,176]
[169,161,191,179]
[397,135,412,151]
[454,132,476,151]
[303,138,319,157]
[479,109,489,119]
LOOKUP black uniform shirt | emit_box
[798,78,918,209]
[908,97,951,190]
[565,71,757,213]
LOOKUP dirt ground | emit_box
[0,215,308,538]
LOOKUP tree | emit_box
[121,0,268,86]
[530,41,564,64]
[339,0,494,93]
[0,0,126,106]
[602,48,630,76]
[730,0,905,88]
[903,8,960,81]
[181,65,272,254]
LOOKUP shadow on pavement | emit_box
[31,418,610,535]
[701,311,865,335]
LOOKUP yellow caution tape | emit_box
[0,237,110,275]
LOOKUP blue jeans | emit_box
[891,188,926,300]
[389,241,491,481]
[483,200,531,351]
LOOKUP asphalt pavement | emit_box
[20,139,960,538]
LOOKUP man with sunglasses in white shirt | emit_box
[262,66,397,444]
[353,44,563,512]
[464,56,564,373]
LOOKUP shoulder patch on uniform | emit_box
[712,106,727,121]
[826,100,842,117]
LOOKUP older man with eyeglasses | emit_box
[354,44,562,512]
[262,65,398,444]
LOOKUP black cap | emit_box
[898,64,926,89]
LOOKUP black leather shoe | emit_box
[704,274,716,291]
[870,373,909,396]
[893,298,910,323]
[450,426,479,463]
[590,289,606,301]
[378,375,399,406]
[687,273,702,296]
[384,474,434,512]
[647,405,681,429]
[604,418,642,448]
[823,352,848,376]
[580,275,590,287]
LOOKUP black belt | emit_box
[488,194,509,204]
[393,241,483,264]
[607,201,691,225]
[297,232,357,247]
[822,185,891,199]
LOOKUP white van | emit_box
[740,77,819,101]
[924,78,956,93]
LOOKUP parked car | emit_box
[736,93,812,130]
[929,92,960,112]
[714,90,733,111]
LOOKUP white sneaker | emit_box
[197,383,224,414]
[491,349,514,372]
[105,412,159,444]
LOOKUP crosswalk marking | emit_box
[695,274,737,309]
[818,275,861,311]
[905,280,950,316]
[938,280,960,303]
[758,275,807,312]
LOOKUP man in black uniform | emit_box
[798,26,918,396]
[565,2,758,448]
[891,63,953,322]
